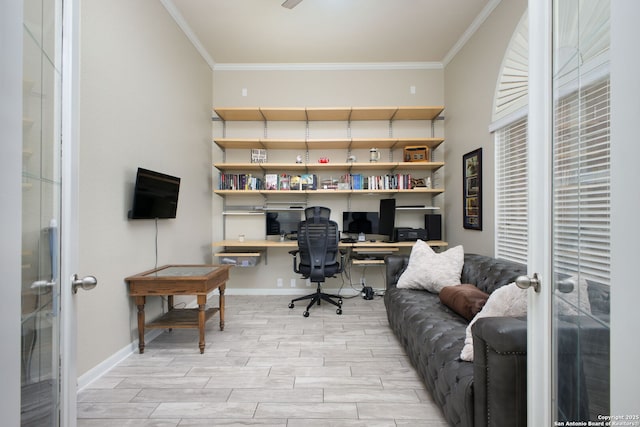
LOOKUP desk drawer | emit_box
[214,252,262,267]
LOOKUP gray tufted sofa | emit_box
[384,252,610,427]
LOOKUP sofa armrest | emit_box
[472,317,527,427]
[384,255,409,290]
[473,315,609,426]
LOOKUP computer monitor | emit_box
[266,210,302,236]
[378,198,396,242]
[342,212,379,235]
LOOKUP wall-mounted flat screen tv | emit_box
[128,167,181,219]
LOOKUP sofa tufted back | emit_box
[460,253,527,294]
[385,252,609,317]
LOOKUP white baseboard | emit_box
[76,328,163,392]
[223,287,361,296]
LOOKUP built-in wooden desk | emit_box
[212,239,447,249]
[212,239,447,266]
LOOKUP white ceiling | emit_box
[165,0,499,69]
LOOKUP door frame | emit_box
[0,0,25,424]
[609,1,640,416]
[528,0,640,422]
[527,0,553,425]
[60,0,81,425]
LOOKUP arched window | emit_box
[492,4,610,287]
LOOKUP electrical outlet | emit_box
[290,279,296,288]
[277,278,283,287]
[305,278,311,287]
[242,88,248,97]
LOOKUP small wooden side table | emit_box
[125,264,231,354]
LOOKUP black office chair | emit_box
[288,206,344,317]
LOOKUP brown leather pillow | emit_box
[439,284,490,321]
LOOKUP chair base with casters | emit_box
[288,282,343,317]
[288,206,345,317]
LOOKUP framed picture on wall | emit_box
[463,148,482,230]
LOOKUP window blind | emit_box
[553,78,611,285]
[495,117,528,264]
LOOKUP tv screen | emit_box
[129,168,181,219]
[378,198,396,241]
[342,212,379,235]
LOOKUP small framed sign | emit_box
[463,148,482,230]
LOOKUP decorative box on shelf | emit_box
[251,148,267,163]
[404,145,430,162]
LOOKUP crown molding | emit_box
[442,0,503,67]
[160,0,216,70]
[213,62,443,71]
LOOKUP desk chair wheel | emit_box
[303,311,310,317]
[336,308,342,315]
[288,302,295,309]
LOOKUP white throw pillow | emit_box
[396,241,464,293]
[459,282,527,362]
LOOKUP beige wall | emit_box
[212,69,445,292]
[443,0,527,256]
[74,0,527,378]
[77,0,212,376]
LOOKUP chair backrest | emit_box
[297,207,340,283]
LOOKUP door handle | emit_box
[515,273,541,293]
[72,274,98,294]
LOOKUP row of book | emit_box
[218,173,263,191]
[218,172,424,191]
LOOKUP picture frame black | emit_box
[463,148,482,230]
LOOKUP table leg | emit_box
[219,283,226,331]
[197,294,207,354]
[135,296,146,354]
[167,295,174,332]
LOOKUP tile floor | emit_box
[77,294,449,426]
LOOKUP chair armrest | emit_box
[384,255,409,290]
[289,249,300,274]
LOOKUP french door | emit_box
[21,0,81,425]
[528,0,611,425]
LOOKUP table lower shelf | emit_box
[146,307,220,329]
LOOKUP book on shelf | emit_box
[278,174,290,190]
[300,174,317,190]
[290,175,301,190]
[265,174,278,190]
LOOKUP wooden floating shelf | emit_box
[214,188,444,196]
[214,106,444,122]
[214,161,444,172]
[214,137,444,151]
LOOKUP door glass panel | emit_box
[21,0,62,425]
[552,0,611,423]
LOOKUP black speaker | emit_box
[424,214,442,240]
